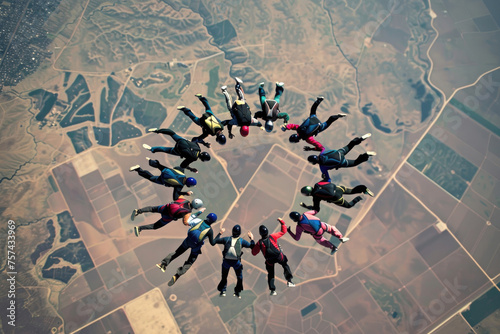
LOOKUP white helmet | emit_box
[191,198,203,209]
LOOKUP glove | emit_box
[299,202,308,208]
[303,146,314,151]
[229,133,235,139]
[281,124,287,132]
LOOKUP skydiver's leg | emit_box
[278,255,293,282]
[217,260,231,293]
[235,81,245,101]
[197,96,212,113]
[135,168,163,185]
[234,261,244,294]
[321,222,343,239]
[343,185,368,194]
[259,86,266,106]
[138,219,169,232]
[274,82,284,103]
[161,242,189,267]
[312,235,336,250]
[309,97,323,116]
[150,146,179,156]
[266,261,276,292]
[221,89,233,112]
[175,251,199,277]
[148,159,167,171]
[181,108,202,126]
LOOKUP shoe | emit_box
[259,82,265,87]
[146,157,151,161]
[233,292,241,299]
[131,210,139,222]
[133,225,140,236]
[340,237,350,243]
[219,291,226,297]
[364,188,375,197]
[148,128,158,133]
[195,94,202,98]
[235,77,243,85]
[270,290,277,296]
[168,274,178,286]
[276,82,284,87]
[337,113,347,117]
[367,151,377,156]
[317,96,324,101]
[156,263,166,272]
[129,165,140,172]
[331,246,338,255]
[287,281,295,287]
[221,85,227,92]
[362,133,372,140]
[142,143,152,151]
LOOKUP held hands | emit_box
[280,124,287,132]
[247,231,253,240]
[187,167,199,173]
[199,207,206,213]
[186,191,194,196]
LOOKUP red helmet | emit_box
[240,126,250,137]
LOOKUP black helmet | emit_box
[259,225,268,238]
[301,186,313,196]
[307,155,319,164]
[199,152,211,161]
[289,211,301,222]
[216,134,226,145]
[289,134,300,143]
[232,225,241,237]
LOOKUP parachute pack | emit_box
[175,140,200,160]
[224,237,242,260]
[232,100,252,125]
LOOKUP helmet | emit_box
[301,186,313,196]
[216,134,226,145]
[289,211,301,222]
[240,126,250,137]
[199,152,211,161]
[307,155,319,164]
[265,120,274,133]
[289,134,300,143]
[191,198,203,209]
[259,225,268,238]
[206,213,217,224]
[232,224,241,237]
[186,177,197,187]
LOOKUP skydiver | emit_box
[306,133,376,181]
[281,97,346,151]
[129,159,196,200]
[142,128,210,173]
[300,181,374,212]
[130,197,204,236]
[287,211,349,255]
[156,213,219,286]
[178,93,226,148]
[254,81,289,132]
[214,225,255,298]
[252,218,295,295]
[221,77,263,139]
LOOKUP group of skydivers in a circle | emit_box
[129,77,375,297]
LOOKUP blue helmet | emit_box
[289,134,300,143]
[216,134,226,145]
[206,213,217,224]
[232,224,241,237]
[186,177,197,187]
